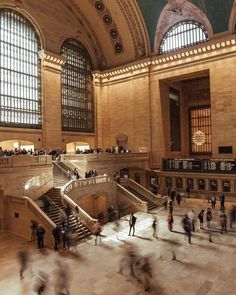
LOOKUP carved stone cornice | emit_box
[38,49,65,73]
[116,0,150,58]
[93,35,236,84]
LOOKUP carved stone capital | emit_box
[38,49,66,73]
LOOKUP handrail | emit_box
[23,196,56,228]
[62,175,113,196]
[42,194,65,216]
[127,179,162,204]
[61,152,149,162]
[117,184,148,212]
[61,190,97,232]
[53,161,69,174]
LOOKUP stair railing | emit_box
[61,189,97,232]
[116,184,148,212]
[123,178,162,207]
[42,195,66,218]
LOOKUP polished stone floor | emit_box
[0,199,236,295]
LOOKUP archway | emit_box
[66,141,90,154]
[0,139,34,152]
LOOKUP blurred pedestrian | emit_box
[30,220,38,242]
[168,199,174,214]
[187,209,196,232]
[52,225,61,251]
[93,221,102,245]
[34,271,48,295]
[230,206,236,228]
[152,217,158,238]
[54,261,71,295]
[211,196,216,209]
[162,194,168,210]
[182,214,192,244]
[17,250,29,280]
[64,205,72,226]
[167,212,174,231]
[43,197,50,214]
[206,208,212,228]
[176,193,182,206]
[220,211,227,234]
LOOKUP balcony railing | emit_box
[0,155,52,168]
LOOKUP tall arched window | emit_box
[160,21,208,54]
[0,9,41,128]
[61,39,94,132]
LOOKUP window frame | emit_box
[0,8,42,129]
[159,20,208,54]
[60,38,94,133]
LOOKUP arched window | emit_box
[61,39,94,132]
[0,9,41,128]
[160,21,208,54]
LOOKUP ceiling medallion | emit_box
[94,1,105,12]
[103,14,112,25]
[110,28,118,39]
[114,42,123,54]
[192,129,206,146]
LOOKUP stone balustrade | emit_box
[0,155,52,168]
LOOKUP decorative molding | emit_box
[116,0,150,58]
[63,0,107,69]
[93,36,236,84]
[90,0,124,55]
[154,0,213,53]
[39,50,65,73]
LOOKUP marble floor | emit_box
[0,199,236,295]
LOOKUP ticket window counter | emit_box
[176,177,183,189]
[222,180,231,192]
[198,179,206,190]
[209,179,218,192]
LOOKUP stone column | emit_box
[39,50,65,151]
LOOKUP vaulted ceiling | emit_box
[3,0,236,70]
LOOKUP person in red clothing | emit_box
[167,212,174,231]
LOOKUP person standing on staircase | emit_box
[65,204,72,226]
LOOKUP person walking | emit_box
[198,209,205,230]
[230,206,236,228]
[17,250,29,280]
[162,194,168,210]
[206,208,213,228]
[167,212,174,231]
[52,225,61,251]
[211,196,216,209]
[220,195,225,211]
[187,209,196,232]
[152,217,158,238]
[128,213,137,236]
[36,225,45,249]
[182,214,192,244]
[176,193,182,206]
[168,199,174,214]
[30,220,38,242]
[220,211,227,234]
[94,221,102,245]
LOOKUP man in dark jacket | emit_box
[52,225,61,251]
[36,225,45,249]
[128,213,137,236]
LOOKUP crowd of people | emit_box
[75,145,131,154]
[161,189,236,245]
[0,146,66,158]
